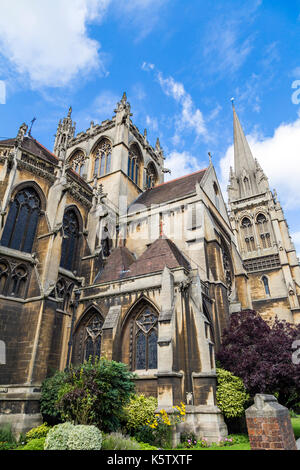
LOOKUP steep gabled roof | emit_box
[129,169,207,212]
[123,237,190,278]
[0,137,58,165]
[95,246,136,283]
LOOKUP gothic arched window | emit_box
[1,187,41,253]
[241,217,255,252]
[70,151,86,178]
[134,307,158,370]
[83,315,103,363]
[257,213,271,249]
[128,146,142,186]
[93,140,112,178]
[9,265,28,298]
[0,261,9,295]
[146,163,157,189]
[262,276,270,296]
[60,209,80,272]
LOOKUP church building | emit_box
[0,94,299,439]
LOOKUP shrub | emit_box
[25,423,52,442]
[137,441,158,450]
[57,358,136,432]
[44,422,74,450]
[40,370,69,424]
[67,425,102,450]
[216,368,249,419]
[143,403,186,448]
[20,438,46,450]
[101,432,141,450]
[124,394,157,433]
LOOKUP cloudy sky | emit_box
[0,0,300,252]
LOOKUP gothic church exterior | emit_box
[0,94,299,439]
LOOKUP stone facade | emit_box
[0,94,298,438]
[228,102,300,324]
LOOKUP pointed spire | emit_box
[232,101,256,178]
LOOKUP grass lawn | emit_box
[292,416,300,440]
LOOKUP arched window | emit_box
[146,163,157,189]
[83,315,103,363]
[257,214,271,248]
[128,146,142,186]
[241,217,255,252]
[93,140,112,178]
[72,309,104,364]
[60,209,80,272]
[262,276,270,296]
[1,187,41,253]
[213,182,220,210]
[243,177,251,194]
[70,151,86,177]
[9,265,28,298]
[0,261,9,295]
[134,306,158,370]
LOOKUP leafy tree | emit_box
[56,358,136,432]
[217,310,300,409]
[40,370,69,424]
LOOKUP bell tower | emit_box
[228,102,300,324]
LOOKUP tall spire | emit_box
[232,100,256,178]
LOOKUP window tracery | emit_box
[70,151,86,177]
[128,146,141,186]
[93,140,112,178]
[132,306,158,371]
[1,188,41,254]
[241,217,256,252]
[256,214,271,249]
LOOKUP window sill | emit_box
[0,246,36,264]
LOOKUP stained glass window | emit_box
[1,188,41,253]
[127,146,141,186]
[135,307,158,370]
[257,214,271,249]
[83,316,103,363]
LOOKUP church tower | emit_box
[227,102,300,324]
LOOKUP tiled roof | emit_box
[0,137,58,165]
[123,237,190,278]
[95,246,136,283]
[129,169,207,212]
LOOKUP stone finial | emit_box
[15,123,28,147]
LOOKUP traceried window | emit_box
[134,307,158,370]
[256,213,271,249]
[93,140,112,178]
[1,187,41,253]
[60,209,80,272]
[241,217,256,253]
[145,163,157,189]
[70,151,86,178]
[0,261,9,295]
[127,146,142,186]
[0,260,28,298]
[83,316,103,363]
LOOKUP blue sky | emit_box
[0,0,300,252]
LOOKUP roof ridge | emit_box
[153,168,207,189]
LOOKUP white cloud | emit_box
[141,62,155,72]
[0,0,167,89]
[157,72,207,140]
[0,0,111,88]
[164,151,206,181]
[219,116,300,210]
[146,115,158,131]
